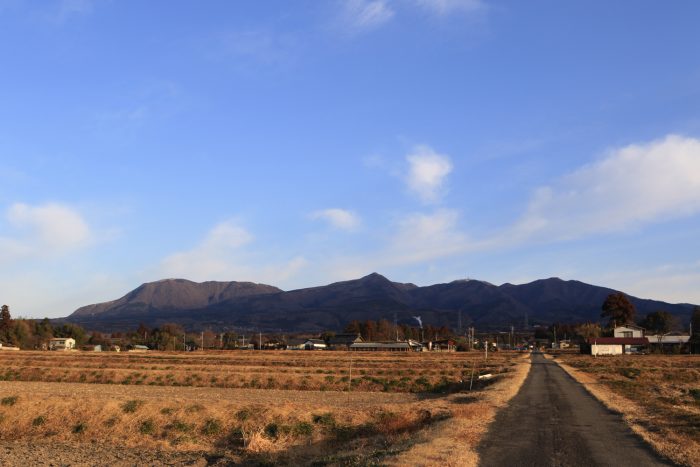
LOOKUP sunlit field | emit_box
[0,350,529,465]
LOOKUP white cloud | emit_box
[0,202,93,261]
[310,208,361,231]
[318,209,477,283]
[405,145,453,203]
[596,260,700,305]
[158,220,307,285]
[415,0,485,16]
[339,0,395,32]
[512,135,700,240]
[159,221,254,280]
[387,208,471,264]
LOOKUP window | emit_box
[622,331,632,338]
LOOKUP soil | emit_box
[0,441,231,467]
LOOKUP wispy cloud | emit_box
[405,145,453,203]
[414,0,485,16]
[158,220,307,285]
[310,208,361,231]
[338,0,395,33]
[0,202,93,262]
[386,208,471,264]
[510,134,700,241]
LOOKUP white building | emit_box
[49,337,76,351]
[613,324,644,338]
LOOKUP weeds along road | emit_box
[477,352,673,467]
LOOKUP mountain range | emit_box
[64,273,697,333]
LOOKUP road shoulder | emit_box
[547,354,694,467]
[385,352,532,467]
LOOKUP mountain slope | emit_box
[65,274,696,332]
[71,279,282,320]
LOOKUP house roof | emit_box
[614,324,645,330]
[587,337,649,345]
[350,342,411,349]
[305,339,326,345]
[645,335,690,344]
[328,334,363,345]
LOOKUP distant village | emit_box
[1,296,700,355]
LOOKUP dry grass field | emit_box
[0,350,530,466]
[551,353,700,466]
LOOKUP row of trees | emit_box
[342,319,452,342]
[601,292,700,336]
[0,305,88,349]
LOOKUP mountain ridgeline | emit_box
[65,273,696,332]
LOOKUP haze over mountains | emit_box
[64,273,696,333]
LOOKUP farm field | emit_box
[552,353,700,466]
[0,350,530,466]
[0,350,512,393]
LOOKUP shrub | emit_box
[292,421,313,437]
[312,412,335,427]
[170,419,194,433]
[32,415,46,427]
[263,422,279,439]
[235,408,251,422]
[690,388,700,401]
[160,407,174,415]
[121,400,144,413]
[139,419,156,435]
[1,396,18,406]
[201,418,222,436]
[185,403,204,413]
[72,422,87,434]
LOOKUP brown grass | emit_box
[0,350,515,393]
[385,351,532,467]
[550,353,700,467]
[0,350,530,465]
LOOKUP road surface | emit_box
[478,352,672,466]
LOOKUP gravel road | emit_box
[477,352,673,467]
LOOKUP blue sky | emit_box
[2,0,700,318]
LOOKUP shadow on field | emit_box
[227,407,452,467]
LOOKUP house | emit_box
[327,333,364,350]
[262,339,286,350]
[645,334,690,352]
[349,340,424,352]
[285,338,307,350]
[0,342,20,351]
[49,337,76,351]
[350,342,411,352]
[128,344,149,353]
[614,324,645,338]
[304,339,327,350]
[582,337,649,356]
[425,339,456,352]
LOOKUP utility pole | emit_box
[394,311,398,341]
[183,333,186,351]
[259,331,262,350]
[201,331,204,351]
